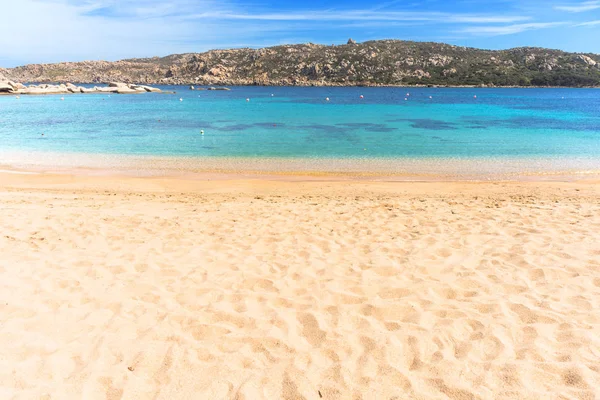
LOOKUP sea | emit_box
[1,85,600,178]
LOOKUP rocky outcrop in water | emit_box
[3,40,600,87]
[0,80,161,95]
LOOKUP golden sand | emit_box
[1,173,599,399]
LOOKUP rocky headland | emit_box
[2,40,600,87]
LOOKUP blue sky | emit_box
[1,0,600,67]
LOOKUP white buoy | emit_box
[406,93,410,96]
[404,98,408,101]
[326,97,330,102]
[429,96,433,99]
[474,95,477,99]
[15,96,20,99]
[246,98,250,102]
[200,130,204,135]
[271,94,274,97]
[360,95,364,99]
[180,98,183,101]
[60,97,64,101]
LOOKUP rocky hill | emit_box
[3,40,600,87]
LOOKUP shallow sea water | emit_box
[1,86,599,176]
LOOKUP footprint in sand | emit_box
[298,313,326,347]
[407,336,423,371]
[528,268,546,281]
[562,368,588,389]
[190,325,231,340]
[98,377,123,400]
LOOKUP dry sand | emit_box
[1,172,599,399]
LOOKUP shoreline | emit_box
[2,169,599,205]
[2,150,600,182]
[3,82,600,89]
[2,172,600,205]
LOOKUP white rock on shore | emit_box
[0,81,13,93]
[115,87,141,94]
[0,81,161,95]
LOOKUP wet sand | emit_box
[1,172,599,399]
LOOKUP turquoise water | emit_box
[1,86,600,173]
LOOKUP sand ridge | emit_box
[1,174,599,399]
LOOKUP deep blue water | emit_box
[1,86,600,161]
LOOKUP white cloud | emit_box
[0,0,255,65]
[554,1,600,12]
[576,19,600,25]
[458,22,569,36]
[181,11,529,24]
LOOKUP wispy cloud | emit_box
[458,22,569,36]
[554,1,600,12]
[577,19,600,25]
[78,0,231,18]
[0,0,235,65]
[181,10,530,24]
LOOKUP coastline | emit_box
[2,169,600,200]
[2,149,600,182]
[3,81,600,89]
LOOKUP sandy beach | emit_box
[1,172,600,399]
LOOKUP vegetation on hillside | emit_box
[4,40,600,87]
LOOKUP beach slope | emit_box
[1,174,599,399]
